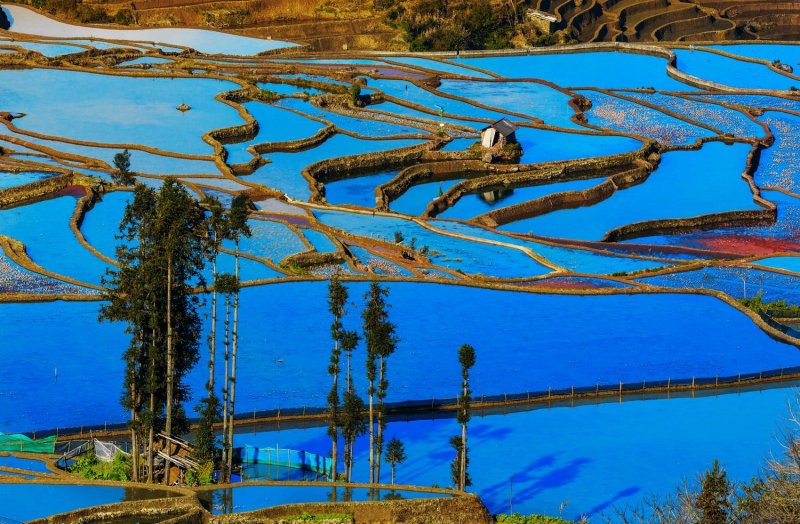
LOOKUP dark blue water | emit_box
[232,384,799,520]
[674,50,798,90]
[0,484,175,521]
[0,455,52,474]
[2,282,797,432]
[463,51,692,91]
[502,142,759,240]
[0,194,113,286]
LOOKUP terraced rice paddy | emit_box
[1,10,800,518]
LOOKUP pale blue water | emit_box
[705,44,800,67]
[0,194,113,286]
[0,455,51,474]
[0,171,56,189]
[502,142,759,240]
[367,78,511,122]
[437,178,605,220]
[6,40,85,57]
[0,484,175,521]
[385,56,494,78]
[429,220,670,274]
[674,49,798,90]
[180,177,251,191]
[324,170,398,208]
[437,80,580,128]
[117,56,172,66]
[3,5,296,55]
[639,266,800,304]
[368,101,480,130]
[580,90,709,145]
[233,384,800,520]
[246,136,421,200]
[754,112,800,193]
[348,245,412,276]
[315,209,551,277]
[3,282,797,432]
[390,179,462,216]
[463,51,692,90]
[222,219,307,264]
[1,68,241,155]
[754,256,800,273]
[625,92,765,139]
[277,98,429,137]
[225,102,325,165]
[198,485,447,514]
[516,127,642,164]
[2,130,220,175]
[301,229,338,253]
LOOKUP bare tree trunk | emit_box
[226,246,240,482]
[209,251,217,391]
[147,391,155,483]
[165,258,173,436]
[368,380,374,484]
[331,361,338,482]
[221,295,231,482]
[376,357,384,484]
[391,464,395,485]
[164,258,173,486]
[460,381,467,491]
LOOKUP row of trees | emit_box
[104,174,477,488]
[326,277,400,483]
[324,275,476,490]
[102,178,251,483]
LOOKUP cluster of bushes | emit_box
[495,514,571,524]
[378,0,514,51]
[740,291,800,318]
[69,450,131,481]
[18,0,133,24]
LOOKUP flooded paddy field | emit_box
[1,8,800,518]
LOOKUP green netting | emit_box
[0,433,57,454]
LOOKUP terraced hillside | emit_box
[534,0,797,43]
[10,0,800,50]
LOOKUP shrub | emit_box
[69,450,130,481]
[495,514,571,524]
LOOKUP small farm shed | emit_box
[481,119,518,148]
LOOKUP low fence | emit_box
[31,365,800,440]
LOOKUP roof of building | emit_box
[484,118,518,136]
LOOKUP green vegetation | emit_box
[287,513,352,523]
[69,450,130,481]
[378,0,525,51]
[453,343,475,491]
[740,292,800,318]
[362,281,398,483]
[384,436,407,485]
[349,83,363,107]
[111,149,134,186]
[495,515,571,524]
[254,89,280,103]
[101,180,209,482]
[185,461,215,486]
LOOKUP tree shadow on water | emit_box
[585,486,641,517]
[480,453,592,512]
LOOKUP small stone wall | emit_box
[0,172,76,208]
[305,141,442,202]
[217,493,491,524]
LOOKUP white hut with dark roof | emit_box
[481,118,518,148]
